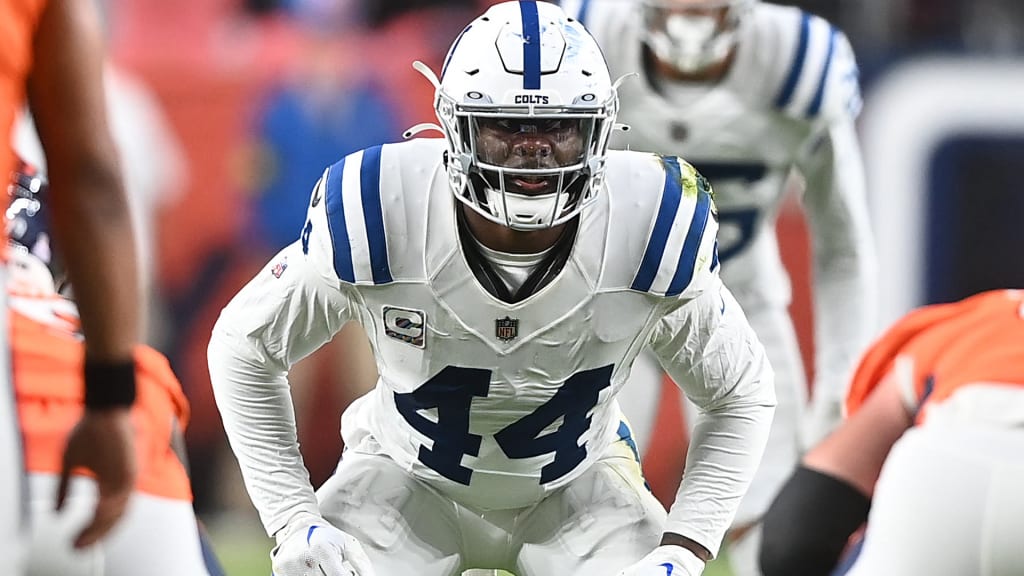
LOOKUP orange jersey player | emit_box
[761,289,1024,576]
[7,166,219,576]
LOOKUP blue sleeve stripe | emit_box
[666,186,712,297]
[631,156,683,293]
[576,0,592,27]
[774,12,811,109]
[520,0,542,89]
[325,158,355,283]
[806,27,838,117]
[359,145,393,284]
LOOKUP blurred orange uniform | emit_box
[845,289,1024,424]
[0,0,46,176]
[12,291,192,501]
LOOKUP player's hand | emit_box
[617,545,706,576]
[272,515,375,576]
[56,407,137,548]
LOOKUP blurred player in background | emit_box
[7,165,222,576]
[559,0,877,572]
[1,0,142,571]
[209,2,775,575]
[761,289,1024,576]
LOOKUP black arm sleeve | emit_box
[760,465,872,576]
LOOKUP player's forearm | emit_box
[208,326,320,537]
[48,162,140,361]
[665,391,774,557]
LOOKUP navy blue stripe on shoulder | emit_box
[666,185,712,297]
[631,156,683,293]
[774,12,811,109]
[325,158,354,283]
[359,145,393,284]
[806,26,838,117]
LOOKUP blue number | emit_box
[495,365,613,484]
[395,365,613,485]
[716,208,759,263]
[301,219,313,254]
[394,366,490,485]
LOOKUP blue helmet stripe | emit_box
[631,156,683,293]
[325,158,355,283]
[520,0,542,89]
[775,12,811,109]
[806,27,838,116]
[359,145,393,284]
[666,184,711,296]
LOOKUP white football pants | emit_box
[26,474,210,576]
[318,438,666,575]
[845,425,1024,576]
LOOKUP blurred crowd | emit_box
[85,0,1023,523]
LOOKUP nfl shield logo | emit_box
[495,316,519,342]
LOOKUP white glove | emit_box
[272,514,376,576]
[618,545,706,576]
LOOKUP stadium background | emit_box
[77,0,1024,573]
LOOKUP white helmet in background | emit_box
[431,0,619,230]
[641,0,756,74]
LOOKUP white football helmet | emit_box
[428,0,620,230]
[640,0,756,74]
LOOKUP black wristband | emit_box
[84,358,137,409]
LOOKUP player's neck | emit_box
[650,48,735,84]
[460,206,567,254]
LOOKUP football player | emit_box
[208,2,776,576]
[761,289,1024,576]
[558,0,877,572]
[1,1,142,569]
[7,165,220,575]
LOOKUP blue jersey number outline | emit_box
[394,364,613,486]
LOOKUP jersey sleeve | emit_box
[772,11,862,124]
[629,157,721,302]
[208,170,362,537]
[646,285,776,556]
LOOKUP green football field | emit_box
[209,524,735,576]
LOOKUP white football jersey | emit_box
[209,138,774,549]
[564,0,876,418]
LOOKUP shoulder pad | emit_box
[629,155,720,299]
[299,140,441,286]
[761,7,862,122]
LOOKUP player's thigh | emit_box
[318,451,463,576]
[844,426,1024,576]
[515,450,665,576]
[26,475,103,576]
[103,492,209,576]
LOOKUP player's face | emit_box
[655,0,731,19]
[643,0,732,44]
[473,117,588,196]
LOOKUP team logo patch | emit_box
[271,257,288,278]
[495,316,519,342]
[383,306,426,348]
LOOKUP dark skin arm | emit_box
[27,0,140,548]
[662,533,713,563]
